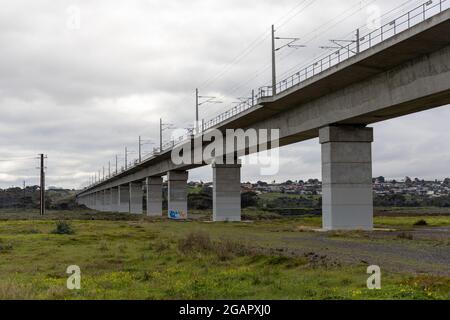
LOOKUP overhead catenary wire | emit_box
[210,0,380,104]
[199,0,318,91]
[0,156,40,162]
[218,0,421,103]
[277,0,421,80]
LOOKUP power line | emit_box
[201,0,415,120]
[0,156,39,162]
[199,0,318,90]
[276,0,420,81]
[210,0,379,103]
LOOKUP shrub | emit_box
[0,242,13,253]
[414,219,428,226]
[178,232,255,261]
[178,231,212,254]
[51,221,75,235]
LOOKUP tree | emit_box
[241,191,258,208]
[405,177,412,186]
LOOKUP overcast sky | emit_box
[0,0,449,189]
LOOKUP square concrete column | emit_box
[167,171,188,220]
[95,192,102,211]
[320,125,374,231]
[100,190,106,212]
[118,185,130,213]
[213,164,242,222]
[104,189,112,212]
[111,187,119,212]
[129,182,143,214]
[146,177,163,217]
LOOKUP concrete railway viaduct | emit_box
[77,4,450,230]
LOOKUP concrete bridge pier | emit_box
[213,163,242,222]
[102,190,108,212]
[118,185,130,213]
[146,177,163,217]
[111,187,119,212]
[104,189,111,212]
[167,171,188,220]
[95,191,102,211]
[319,125,374,231]
[129,182,143,214]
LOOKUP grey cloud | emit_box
[0,0,448,189]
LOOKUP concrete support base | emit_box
[95,192,102,211]
[104,189,112,212]
[89,194,94,209]
[129,182,143,214]
[213,164,242,222]
[111,187,119,212]
[118,185,130,213]
[167,171,188,220]
[146,177,163,217]
[320,125,374,231]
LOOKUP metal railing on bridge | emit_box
[85,0,449,189]
[204,0,448,127]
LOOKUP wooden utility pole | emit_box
[23,180,26,208]
[39,154,45,216]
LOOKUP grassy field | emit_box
[0,209,449,300]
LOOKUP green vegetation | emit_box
[0,210,449,300]
[51,221,75,235]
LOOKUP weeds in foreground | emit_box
[397,232,414,240]
[0,281,33,300]
[51,221,75,235]
[178,231,256,261]
[0,241,13,253]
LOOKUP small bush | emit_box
[214,239,252,261]
[0,243,13,253]
[414,219,428,226]
[153,241,170,253]
[178,231,212,254]
[178,232,255,261]
[51,221,75,235]
[98,240,109,251]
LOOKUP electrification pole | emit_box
[195,88,199,133]
[356,28,360,54]
[39,154,45,216]
[139,136,142,163]
[23,180,26,208]
[194,90,221,133]
[271,25,277,96]
[271,25,305,97]
[160,119,163,152]
[125,147,128,170]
